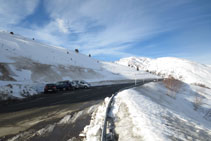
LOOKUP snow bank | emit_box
[116,57,211,88]
[82,97,111,141]
[0,82,44,100]
[111,82,211,140]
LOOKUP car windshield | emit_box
[47,84,55,86]
[57,82,64,85]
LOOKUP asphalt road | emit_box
[0,79,158,140]
[0,82,141,113]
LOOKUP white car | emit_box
[72,80,91,89]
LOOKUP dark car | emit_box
[44,83,57,93]
[56,80,74,91]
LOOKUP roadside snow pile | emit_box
[0,82,44,100]
[116,57,211,88]
[111,82,211,141]
[82,97,110,141]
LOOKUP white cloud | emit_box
[9,20,71,48]
[0,0,39,27]
[42,0,192,52]
[1,0,210,63]
[56,19,69,33]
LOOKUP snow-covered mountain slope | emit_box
[0,31,156,83]
[0,31,100,68]
[116,57,211,88]
[0,31,101,83]
[0,31,157,99]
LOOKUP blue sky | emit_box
[0,0,211,64]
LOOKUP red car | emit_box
[44,83,57,93]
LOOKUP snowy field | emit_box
[83,81,211,141]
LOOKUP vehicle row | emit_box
[44,80,91,93]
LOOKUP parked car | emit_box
[44,83,57,93]
[72,80,80,89]
[56,80,74,91]
[70,81,77,89]
[72,80,91,89]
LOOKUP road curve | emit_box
[0,80,157,140]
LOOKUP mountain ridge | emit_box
[116,56,211,88]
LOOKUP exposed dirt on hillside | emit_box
[0,57,103,82]
[0,63,16,81]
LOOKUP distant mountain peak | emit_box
[116,56,211,88]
